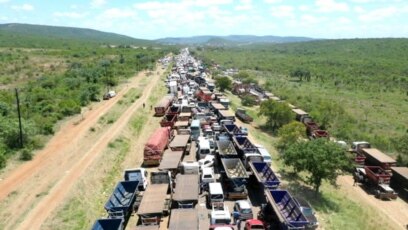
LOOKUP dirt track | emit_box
[0,68,164,229]
[337,175,408,229]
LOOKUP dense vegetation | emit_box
[0,23,152,48]
[0,33,176,168]
[196,38,408,165]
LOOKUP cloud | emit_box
[337,17,352,24]
[11,4,34,11]
[299,5,310,11]
[354,6,365,13]
[194,0,233,7]
[315,0,349,12]
[359,6,398,22]
[0,0,10,3]
[264,0,282,3]
[270,5,294,18]
[53,11,87,19]
[235,0,253,11]
[91,0,106,8]
[102,8,136,19]
[349,0,371,3]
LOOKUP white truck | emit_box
[123,168,148,191]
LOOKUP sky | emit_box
[0,0,407,39]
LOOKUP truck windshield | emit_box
[211,194,223,199]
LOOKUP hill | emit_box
[156,35,315,45]
[0,23,152,48]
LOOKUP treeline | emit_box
[196,38,408,166]
[0,46,176,168]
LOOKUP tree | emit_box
[290,68,311,82]
[215,77,232,92]
[278,121,306,150]
[282,138,349,193]
[393,133,408,166]
[241,95,257,107]
[258,100,293,131]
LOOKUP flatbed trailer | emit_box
[169,134,190,152]
[168,209,199,230]
[137,184,170,226]
[160,114,178,128]
[218,110,235,121]
[361,148,396,172]
[172,174,200,208]
[158,150,184,175]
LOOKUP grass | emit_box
[228,89,398,229]
[43,136,130,230]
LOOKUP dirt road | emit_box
[337,175,408,229]
[0,67,164,229]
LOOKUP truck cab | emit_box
[197,137,212,159]
[123,168,148,191]
[201,167,216,185]
[244,219,265,230]
[350,141,371,153]
[234,200,253,220]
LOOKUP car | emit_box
[244,219,265,230]
[209,224,235,230]
[234,200,253,220]
[198,154,215,170]
[254,144,272,166]
[293,197,319,229]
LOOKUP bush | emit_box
[20,149,33,161]
[241,95,257,107]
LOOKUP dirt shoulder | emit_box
[0,67,164,230]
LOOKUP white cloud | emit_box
[299,5,310,11]
[270,5,294,18]
[359,6,398,22]
[102,8,136,19]
[301,14,322,24]
[354,6,365,13]
[315,0,349,12]
[70,4,78,9]
[91,0,106,8]
[0,0,10,3]
[235,0,253,11]
[264,0,282,4]
[349,0,370,3]
[11,4,34,11]
[53,11,87,19]
[337,17,352,24]
[194,0,233,7]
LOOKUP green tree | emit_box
[278,121,306,150]
[215,77,232,92]
[393,134,408,166]
[241,95,257,107]
[290,68,311,82]
[311,100,345,130]
[259,100,293,131]
[282,138,349,193]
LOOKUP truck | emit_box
[354,166,398,200]
[158,150,184,176]
[390,167,408,198]
[216,139,239,158]
[218,110,235,122]
[197,87,213,102]
[249,162,280,189]
[261,189,309,229]
[235,108,253,123]
[166,105,181,116]
[169,134,190,152]
[104,180,139,221]
[361,148,397,172]
[168,209,198,230]
[349,141,370,166]
[172,174,200,208]
[123,168,148,191]
[292,108,309,122]
[137,171,171,226]
[92,218,123,230]
[220,158,249,199]
[143,127,171,166]
[223,124,248,137]
[160,114,178,128]
[232,136,258,156]
[154,95,174,116]
[310,129,329,139]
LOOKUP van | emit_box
[191,119,200,141]
[197,137,211,160]
[208,183,224,207]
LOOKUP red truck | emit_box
[154,95,174,116]
[354,166,398,200]
[143,127,171,166]
[160,114,177,128]
[245,219,265,230]
[196,87,213,102]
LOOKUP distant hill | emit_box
[156,35,315,45]
[0,23,152,48]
